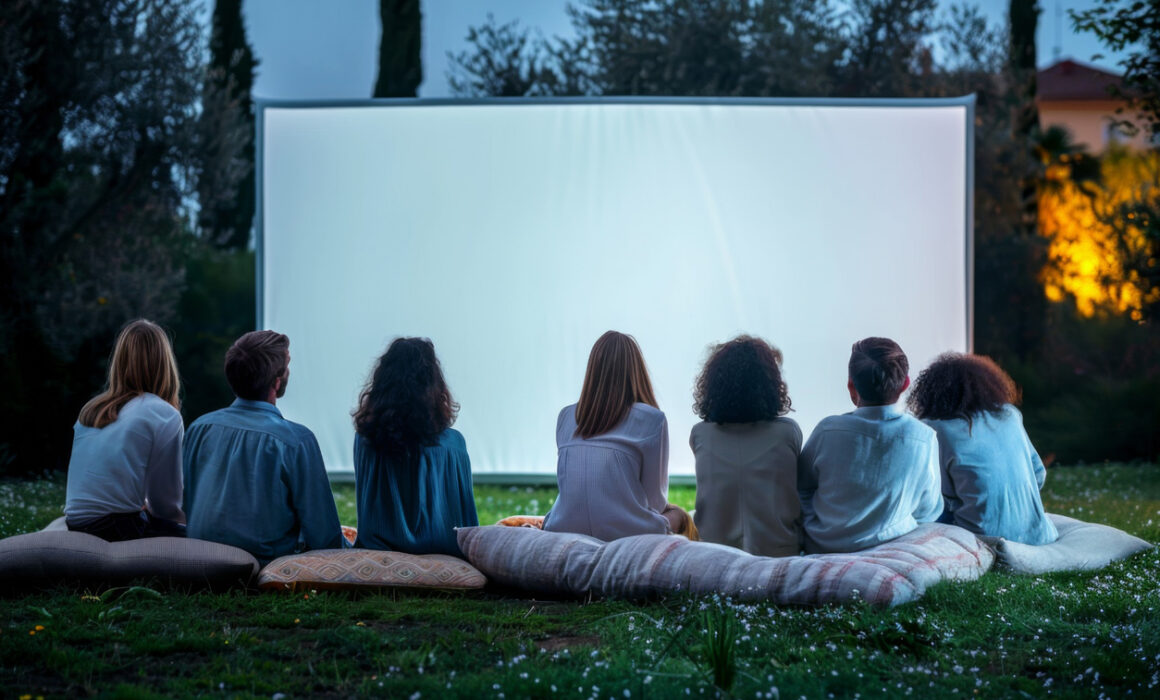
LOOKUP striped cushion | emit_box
[456,523,992,607]
[257,549,487,591]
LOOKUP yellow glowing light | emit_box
[1039,148,1160,318]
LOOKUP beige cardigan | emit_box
[691,418,802,557]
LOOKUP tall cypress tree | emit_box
[374,0,422,97]
[200,0,257,249]
[1010,0,1040,233]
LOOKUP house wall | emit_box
[1038,99,1151,152]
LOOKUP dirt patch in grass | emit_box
[535,634,601,652]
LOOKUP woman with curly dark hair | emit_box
[908,352,1057,545]
[689,335,801,557]
[351,337,478,554]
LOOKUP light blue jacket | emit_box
[923,405,1058,545]
[798,404,943,553]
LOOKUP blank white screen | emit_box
[260,101,969,476]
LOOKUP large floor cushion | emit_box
[981,513,1153,575]
[0,530,260,590]
[258,549,487,592]
[457,523,993,607]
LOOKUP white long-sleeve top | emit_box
[65,393,185,525]
[543,402,670,540]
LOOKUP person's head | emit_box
[352,337,458,460]
[575,331,658,439]
[693,335,792,424]
[78,319,181,428]
[224,330,290,402]
[848,337,910,406]
[907,352,1019,428]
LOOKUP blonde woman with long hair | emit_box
[543,331,696,540]
[64,319,186,540]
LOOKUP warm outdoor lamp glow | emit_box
[1039,148,1160,318]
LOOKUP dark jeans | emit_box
[67,511,186,542]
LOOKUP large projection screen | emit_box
[258,97,973,478]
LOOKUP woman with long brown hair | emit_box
[542,331,695,540]
[64,319,186,541]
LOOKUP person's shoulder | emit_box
[813,413,850,432]
[630,402,665,420]
[439,427,468,450]
[126,394,182,427]
[630,403,667,433]
[282,418,321,448]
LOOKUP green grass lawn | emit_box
[2,464,1158,698]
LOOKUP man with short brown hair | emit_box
[796,337,942,554]
[183,330,344,563]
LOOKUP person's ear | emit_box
[847,379,859,407]
[901,375,911,393]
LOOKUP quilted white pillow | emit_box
[980,513,1153,575]
[456,523,993,607]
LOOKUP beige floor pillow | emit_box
[257,549,487,592]
[457,522,993,607]
[980,513,1153,575]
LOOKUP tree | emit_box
[1072,0,1160,322]
[449,0,849,99]
[199,0,258,250]
[0,0,207,474]
[838,0,938,98]
[374,0,422,98]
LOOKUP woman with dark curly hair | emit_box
[351,337,478,554]
[690,335,801,557]
[908,353,1057,545]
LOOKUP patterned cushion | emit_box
[456,523,993,607]
[257,549,487,591]
[0,530,260,590]
[495,515,545,528]
[980,513,1153,575]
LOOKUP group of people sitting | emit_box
[62,320,1056,565]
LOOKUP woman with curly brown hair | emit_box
[690,335,801,557]
[908,352,1057,545]
[352,337,478,555]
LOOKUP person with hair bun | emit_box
[65,319,186,541]
[543,331,696,541]
[908,352,1057,545]
[351,337,477,555]
[797,337,943,553]
[690,335,801,557]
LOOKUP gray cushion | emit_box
[0,530,260,590]
[980,513,1153,575]
[457,522,993,607]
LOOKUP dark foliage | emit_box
[198,0,257,250]
[0,0,206,475]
